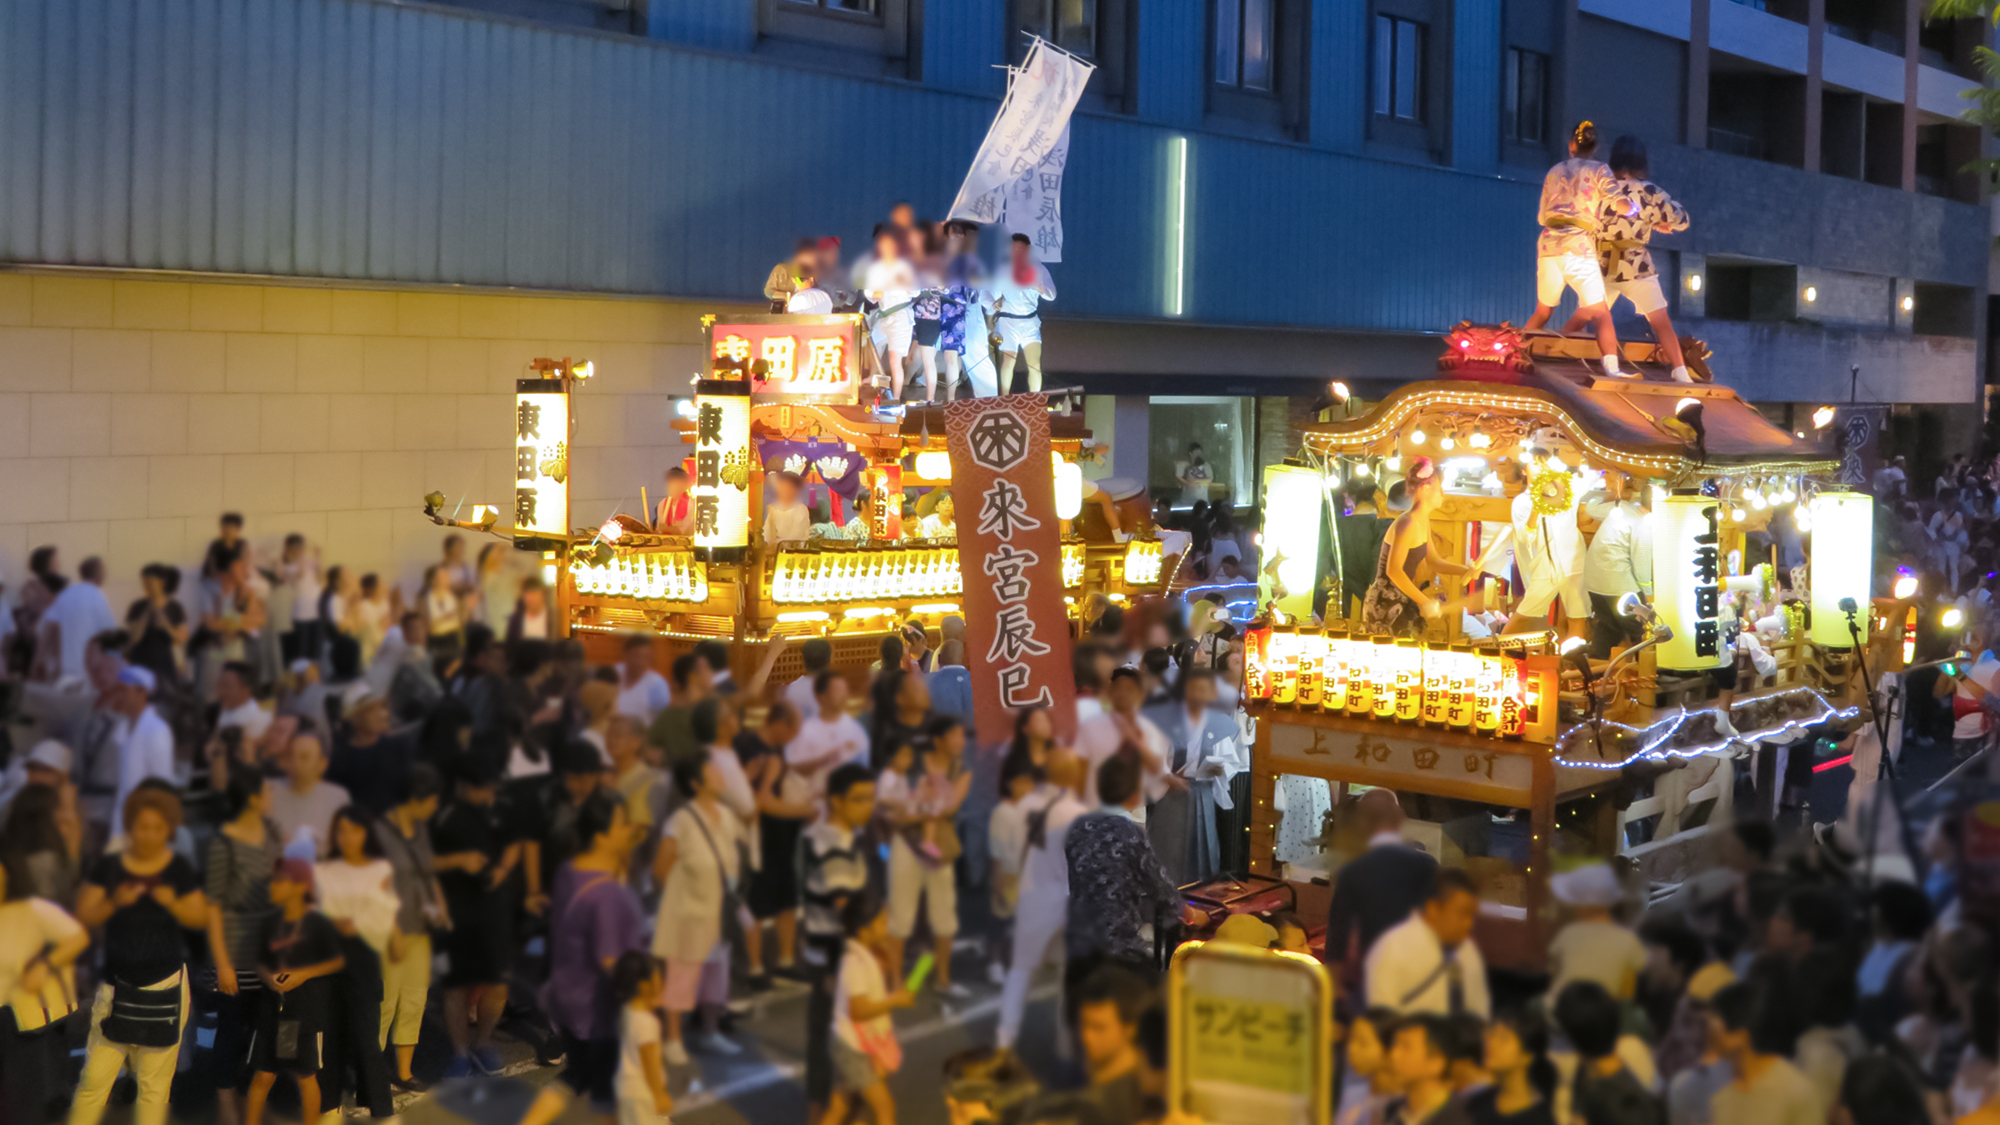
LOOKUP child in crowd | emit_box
[1465,1008,1557,1125]
[244,858,346,1125]
[1268,911,1311,956]
[613,952,675,1125]
[1548,862,1647,1000]
[827,893,914,1125]
[986,751,1042,985]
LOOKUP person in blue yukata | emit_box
[1140,667,1242,885]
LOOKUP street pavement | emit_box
[403,944,1067,1125]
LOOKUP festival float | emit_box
[432,315,1164,687]
[1238,325,1880,966]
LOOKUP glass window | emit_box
[1215,0,1240,86]
[1149,397,1259,510]
[1374,16,1424,122]
[1019,0,1098,59]
[1214,0,1274,92]
[1504,47,1547,143]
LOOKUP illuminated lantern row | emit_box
[1123,540,1164,586]
[572,552,710,603]
[1807,492,1873,647]
[772,543,1089,605]
[772,547,962,604]
[1244,627,1556,742]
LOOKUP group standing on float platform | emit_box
[763,203,1056,411]
[1526,121,1695,384]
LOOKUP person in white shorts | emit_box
[1563,134,1694,383]
[863,225,919,406]
[1523,121,1634,378]
[990,233,1056,394]
[1505,450,1588,638]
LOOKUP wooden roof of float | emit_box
[1301,328,1838,483]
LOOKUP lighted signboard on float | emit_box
[1260,464,1324,621]
[692,381,752,550]
[513,379,571,546]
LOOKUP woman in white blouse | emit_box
[314,806,402,1116]
[651,749,743,1066]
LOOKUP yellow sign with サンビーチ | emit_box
[1169,942,1333,1125]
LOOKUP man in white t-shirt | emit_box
[615,635,672,723]
[42,557,117,684]
[213,661,274,743]
[267,734,353,858]
[109,666,176,821]
[862,225,919,403]
[1072,667,1177,816]
[784,639,834,724]
[785,671,871,800]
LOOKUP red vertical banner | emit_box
[944,394,1078,746]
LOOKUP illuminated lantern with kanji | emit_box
[691,381,751,549]
[1808,492,1873,647]
[1654,493,1724,670]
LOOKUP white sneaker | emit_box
[699,1033,744,1056]
[1671,365,1694,383]
[1604,359,1636,378]
[663,1040,691,1067]
[1713,712,1738,740]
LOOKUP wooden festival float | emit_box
[437,315,1166,687]
[1237,325,1876,967]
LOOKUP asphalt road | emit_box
[401,945,1068,1125]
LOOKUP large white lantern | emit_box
[1653,493,1723,670]
[1260,463,1324,621]
[691,381,751,549]
[1808,492,1873,647]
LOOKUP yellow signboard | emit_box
[1169,941,1333,1125]
[514,379,570,543]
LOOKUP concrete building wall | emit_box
[0,270,725,607]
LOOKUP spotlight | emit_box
[1812,405,1836,430]
[1803,286,1818,303]
[1687,273,1704,293]
[1674,397,1707,461]
[1942,607,1965,630]
[1330,381,1350,402]
[1901,295,1915,313]
[1893,571,1918,599]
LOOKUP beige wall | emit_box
[0,270,728,610]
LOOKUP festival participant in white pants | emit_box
[863,225,920,407]
[1523,121,1634,378]
[1562,134,1694,383]
[997,754,1088,1050]
[991,233,1056,394]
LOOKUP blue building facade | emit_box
[0,0,1987,414]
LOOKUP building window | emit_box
[1215,0,1275,91]
[783,0,877,11]
[1373,16,1424,122]
[1502,48,1546,143]
[1016,0,1098,59]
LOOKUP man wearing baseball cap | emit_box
[0,738,73,821]
[109,665,175,822]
